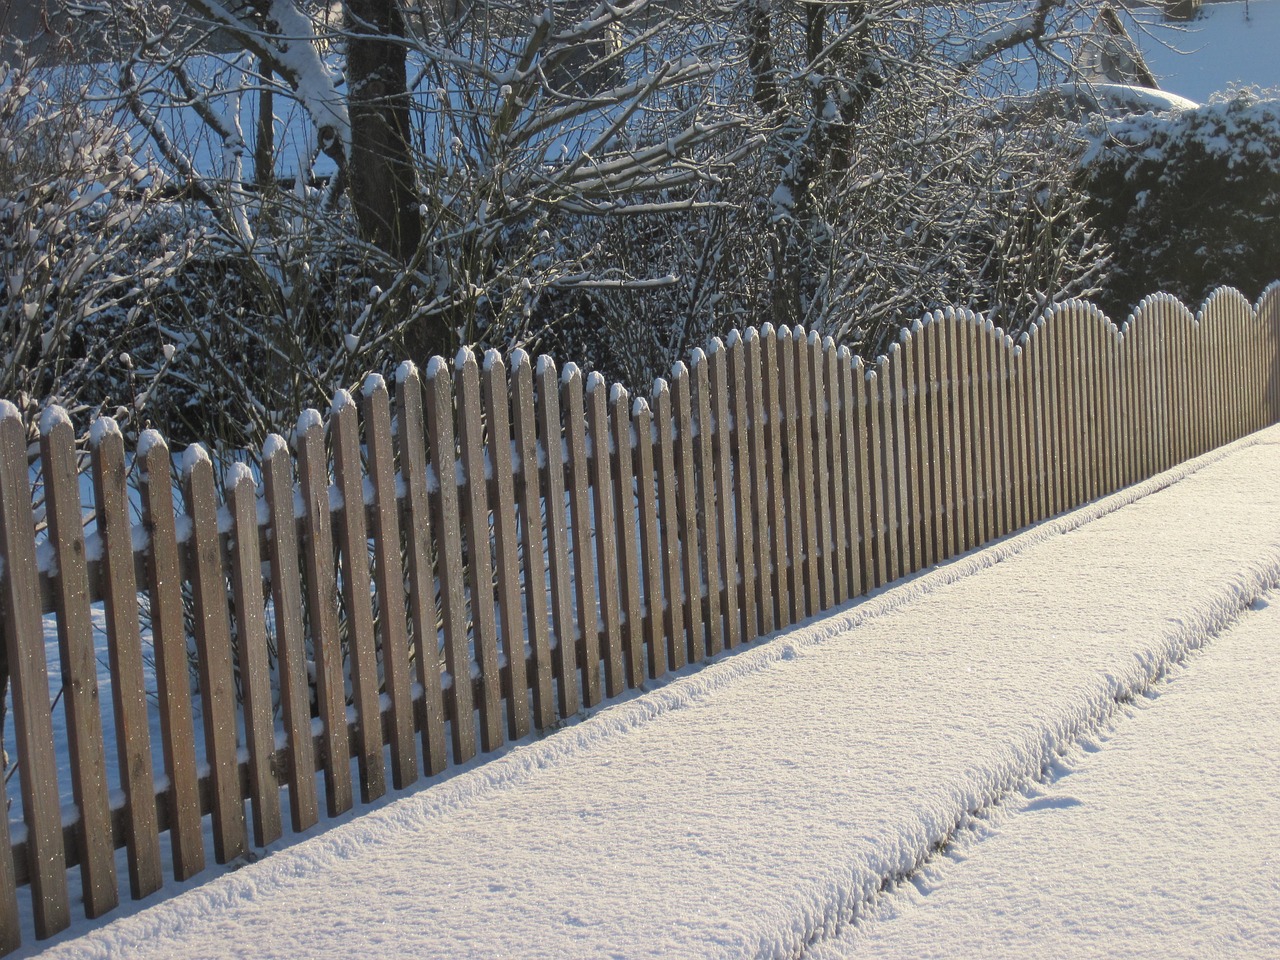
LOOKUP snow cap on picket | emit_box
[395,360,417,385]
[89,415,121,448]
[179,442,211,479]
[362,373,385,399]
[136,428,166,461]
[39,404,71,436]
[296,408,324,437]
[226,461,254,488]
[262,433,289,461]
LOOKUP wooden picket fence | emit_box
[1,285,1279,950]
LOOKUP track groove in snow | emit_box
[29,428,1280,960]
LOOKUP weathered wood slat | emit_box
[425,361,480,760]
[0,409,69,937]
[745,331,774,633]
[652,378,686,673]
[913,324,937,567]
[610,385,644,686]
[793,330,820,613]
[935,317,959,558]
[90,420,163,899]
[509,354,556,730]
[809,334,834,606]
[587,372,626,696]
[261,436,320,829]
[296,413,355,811]
[182,447,248,863]
[955,316,977,550]
[457,352,505,751]
[890,339,914,577]
[727,332,759,641]
[41,413,118,912]
[846,353,872,596]
[671,362,705,661]
[759,327,788,630]
[562,364,602,705]
[140,433,204,881]
[691,352,724,657]
[825,339,849,603]
[331,394,389,800]
[537,357,579,715]
[482,353,532,739]
[631,396,667,680]
[881,352,904,581]
[864,362,888,588]
[363,376,421,786]
[707,341,739,650]
[227,464,282,848]
[780,329,808,619]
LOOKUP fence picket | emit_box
[810,334,834,606]
[708,340,740,649]
[760,327,788,629]
[226,464,282,848]
[745,330,773,635]
[653,379,685,672]
[671,362,705,661]
[610,385,644,686]
[510,354,557,728]
[890,339,915,577]
[538,358,580,714]
[139,433,203,881]
[182,447,248,863]
[691,352,724,657]
[825,339,849,602]
[296,413,355,811]
[90,420,162,899]
[261,436,320,830]
[457,352,505,750]
[363,376,420,785]
[587,373,626,697]
[482,353,532,739]
[778,329,806,621]
[331,394,388,800]
[424,363,479,761]
[848,355,873,595]
[41,413,118,911]
[563,364,602,704]
[0,409,69,936]
[727,333,759,641]
[793,330,820,613]
[631,395,667,680]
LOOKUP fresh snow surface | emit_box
[23,430,1280,959]
[817,589,1280,960]
[1138,0,1280,103]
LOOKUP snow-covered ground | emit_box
[1139,0,1280,102]
[815,588,1280,960]
[21,427,1280,959]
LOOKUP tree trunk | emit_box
[344,0,422,265]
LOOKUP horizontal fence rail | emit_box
[1,285,1279,950]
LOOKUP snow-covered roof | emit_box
[1133,0,1280,103]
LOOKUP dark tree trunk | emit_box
[344,0,422,265]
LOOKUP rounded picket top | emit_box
[1198,284,1253,326]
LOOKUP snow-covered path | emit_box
[815,585,1280,960]
[37,429,1280,959]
